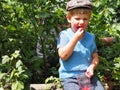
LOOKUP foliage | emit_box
[89,0,120,86]
[89,0,120,37]
[45,76,62,89]
[0,0,120,89]
[96,43,120,85]
[0,0,66,89]
[0,50,30,90]
[113,57,120,83]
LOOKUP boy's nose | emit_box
[78,20,84,25]
[79,20,84,24]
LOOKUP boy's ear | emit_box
[66,15,71,23]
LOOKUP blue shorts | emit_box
[61,75,105,90]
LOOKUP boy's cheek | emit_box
[73,26,78,32]
[73,24,78,31]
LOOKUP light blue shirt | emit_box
[57,28,97,79]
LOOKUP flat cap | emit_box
[66,0,92,11]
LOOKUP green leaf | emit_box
[10,69,17,79]
[6,25,16,31]
[0,72,6,79]
[11,50,20,59]
[12,81,24,90]
[0,87,4,90]
[16,60,23,68]
[2,55,10,64]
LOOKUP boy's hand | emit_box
[74,28,84,41]
[85,52,99,78]
[85,66,94,78]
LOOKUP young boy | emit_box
[57,0,105,90]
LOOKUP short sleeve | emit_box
[57,31,69,49]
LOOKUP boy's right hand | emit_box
[74,28,85,41]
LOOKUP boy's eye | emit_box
[75,18,80,20]
[75,18,88,21]
[83,18,87,21]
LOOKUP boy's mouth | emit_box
[77,26,85,30]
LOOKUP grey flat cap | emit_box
[66,0,93,11]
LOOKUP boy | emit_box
[57,0,105,90]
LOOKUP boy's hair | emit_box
[66,0,92,11]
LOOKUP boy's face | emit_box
[66,12,90,32]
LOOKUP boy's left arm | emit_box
[85,52,99,78]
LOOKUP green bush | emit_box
[0,0,120,89]
[0,50,30,90]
